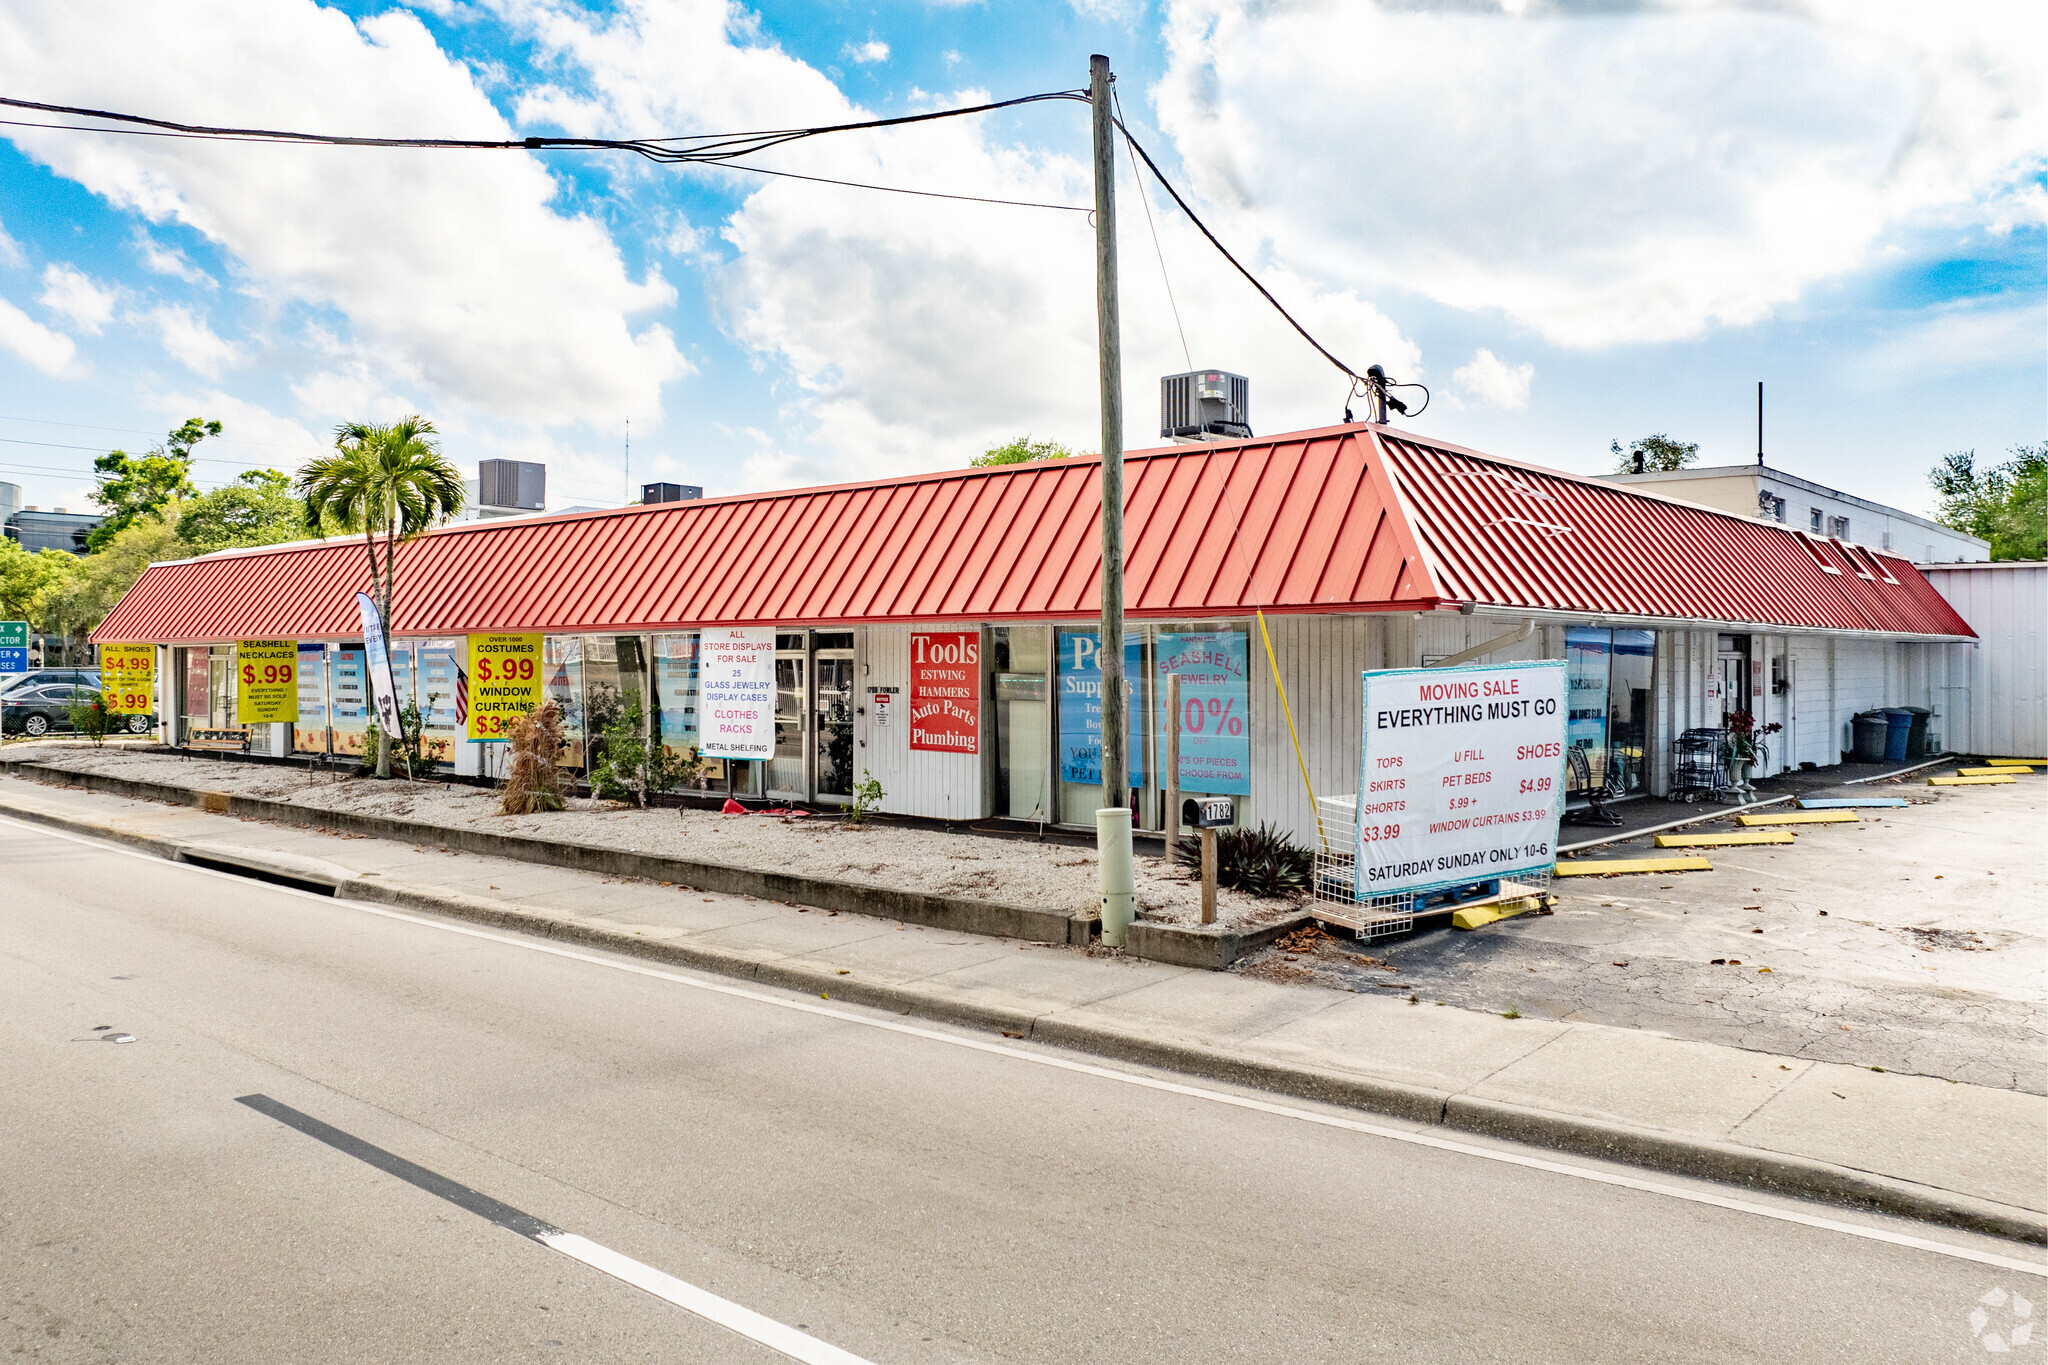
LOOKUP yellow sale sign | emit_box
[465,633,542,741]
[99,643,155,715]
[236,640,300,723]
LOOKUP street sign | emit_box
[1182,796,1234,828]
[0,620,27,675]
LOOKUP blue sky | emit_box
[0,0,2041,526]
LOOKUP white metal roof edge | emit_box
[1468,604,1975,643]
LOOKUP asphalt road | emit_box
[2,817,2038,1363]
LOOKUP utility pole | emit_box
[1091,53,1134,947]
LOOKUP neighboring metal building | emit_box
[1599,463,1989,563]
[90,421,1977,847]
[1917,561,2047,759]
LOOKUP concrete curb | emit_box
[3,788,2040,1247]
[0,756,1310,966]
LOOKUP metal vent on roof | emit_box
[479,459,545,511]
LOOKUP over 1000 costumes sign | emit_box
[1354,660,1567,902]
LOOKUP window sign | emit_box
[1354,659,1567,902]
[1564,627,1612,758]
[329,646,369,758]
[234,640,299,723]
[654,632,700,746]
[1155,628,1250,795]
[99,643,155,715]
[416,640,462,761]
[295,643,328,753]
[700,626,776,760]
[1056,630,1144,786]
[543,636,584,768]
[909,631,979,754]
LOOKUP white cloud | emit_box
[0,217,23,269]
[1152,0,2048,348]
[843,38,889,65]
[0,1,689,427]
[132,231,215,286]
[0,296,82,377]
[150,305,239,378]
[38,264,119,334]
[1452,348,1534,410]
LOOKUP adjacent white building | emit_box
[1600,464,1989,563]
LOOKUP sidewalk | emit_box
[2,771,2042,1245]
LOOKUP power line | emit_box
[1114,91,1192,373]
[0,91,1090,166]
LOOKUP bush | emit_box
[66,691,114,746]
[589,698,697,808]
[848,769,884,825]
[501,703,568,815]
[1173,821,1313,898]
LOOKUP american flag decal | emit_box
[454,663,468,726]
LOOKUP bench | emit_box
[185,728,251,753]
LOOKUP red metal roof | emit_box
[91,424,1973,644]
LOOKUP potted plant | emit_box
[1722,710,1782,797]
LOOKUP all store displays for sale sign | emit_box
[1354,659,1567,902]
[909,631,979,754]
[699,626,775,760]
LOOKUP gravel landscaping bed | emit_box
[11,744,1303,930]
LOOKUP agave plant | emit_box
[1173,822,1313,898]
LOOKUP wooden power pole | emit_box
[1091,53,1126,812]
[1090,53,1135,946]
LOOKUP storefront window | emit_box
[543,636,583,769]
[414,638,462,764]
[207,645,236,730]
[993,626,1051,821]
[294,643,328,754]
[768,632,807,797]
[654,632,719,786]
[1055,628,1145,825]
[814,631,855,800]
[1154,624,1251,798]
[1565,627,1654,796]
[329,645,370,760]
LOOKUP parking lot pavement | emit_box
[1238,775,2048,1093]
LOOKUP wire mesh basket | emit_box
[1310,795,1552,941]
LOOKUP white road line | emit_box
[537,1233,876,1365]
[9,812,2045,1279]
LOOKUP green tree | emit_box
[1930,444,2046,561]
[0,538,80,634]
[89,417,219,550]
[297,416,465,777]
[971,436,1074,467]
[43,514,184,646]
[1610,433,1700,473]
[178,469,323,555]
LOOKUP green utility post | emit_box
[1091,53,1134,947]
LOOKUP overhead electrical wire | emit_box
[0,84,1391,416]
[1113,91,1192,374]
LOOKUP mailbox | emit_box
[1182,796,1233,829]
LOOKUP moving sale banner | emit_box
[465,633,542,741]
[699,626,775,760]
[909,631,979,754]
[235,640,299,723]
[1354,660,1567,902]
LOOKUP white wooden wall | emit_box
[863,625,989,821]
[1921,564,2046,758]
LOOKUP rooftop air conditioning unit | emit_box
[641,482,703,504]
[1161,370,1251,443]
[479,458,545,511]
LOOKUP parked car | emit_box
[0,679,154,736]
[1,668,99,696]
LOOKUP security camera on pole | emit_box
[1090,53,1135,948]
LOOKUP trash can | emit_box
[1882,708,1914,763]
[1851,711,1889,763]
[1903,706,1932,759]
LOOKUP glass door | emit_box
[767,633,807,799]
[812,632,855,803]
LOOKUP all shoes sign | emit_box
[909,632,979,755]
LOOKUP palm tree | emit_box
[297,416,465,778]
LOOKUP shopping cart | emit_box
[1669,728,1726,803]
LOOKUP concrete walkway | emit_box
[3,772,2041,1245]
